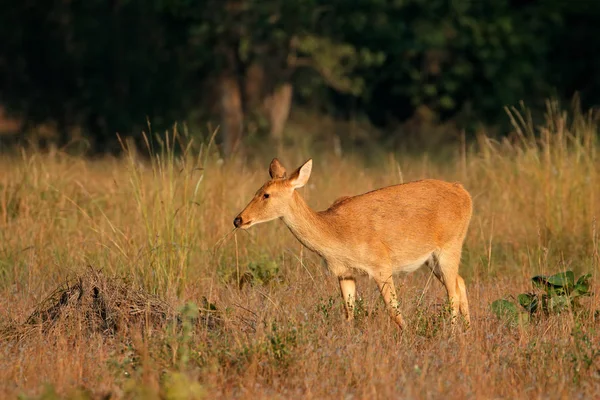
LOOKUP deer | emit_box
[233,158,472,329]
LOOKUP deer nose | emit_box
[233,217,242,228]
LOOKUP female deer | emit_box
[234,158,472,328]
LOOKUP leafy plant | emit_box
[226,256,281,288]
[491,270,592,323]
[247,258,280,286]
[352,295,370,322]
[490,298,519,320]
[529,271,591,314]
[267,322,298,368]
[316,296,336,320]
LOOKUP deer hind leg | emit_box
[374,274,404,329]
[430,249,470,325]
[338,277,356,321]
[456,274,470,325]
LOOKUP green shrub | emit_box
[491,270,592,323]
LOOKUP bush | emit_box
[491,270,592,324]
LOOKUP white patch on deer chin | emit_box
[241,220,255,229]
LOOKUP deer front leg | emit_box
[338,277,356,321]
[374,276,404,329]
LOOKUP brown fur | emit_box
[234,158,472,329]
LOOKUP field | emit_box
[1,103,599,399]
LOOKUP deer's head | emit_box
[233,158,312,229]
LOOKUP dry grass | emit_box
[1,267,176,342]
[1,101,599,399]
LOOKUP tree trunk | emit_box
[264,83,293,141]
[218,72,244,157]
[244,62,265,111]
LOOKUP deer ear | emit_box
[289,159,312,189]
[269,158,287,179]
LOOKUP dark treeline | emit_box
[1,0,599,155]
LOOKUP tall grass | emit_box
[470,99,598,278]
[120,128,212,295]
[0,102,599,399]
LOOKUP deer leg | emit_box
[434,249,469,325]
[338,277,356,321]
[374,275,404,329]
[456,275,470,325]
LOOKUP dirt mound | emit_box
[2,267,176,341]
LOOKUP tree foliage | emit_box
[0,0,598,153]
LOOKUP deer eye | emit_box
[263,193,270,199]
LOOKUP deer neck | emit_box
[281,191,331,255]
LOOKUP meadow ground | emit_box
[1,103,599,399]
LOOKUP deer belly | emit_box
[394,253,433,273]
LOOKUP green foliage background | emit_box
[0,0,598,150]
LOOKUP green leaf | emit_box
[576,273,591,288]
[573,286,591,297]
[547,271,574,289]
[423,84,437,96]
[573,273,591,296]
[491,299,518,321]
[532,275,549,290]
[439,95,455,109]
[518,293,538,313]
